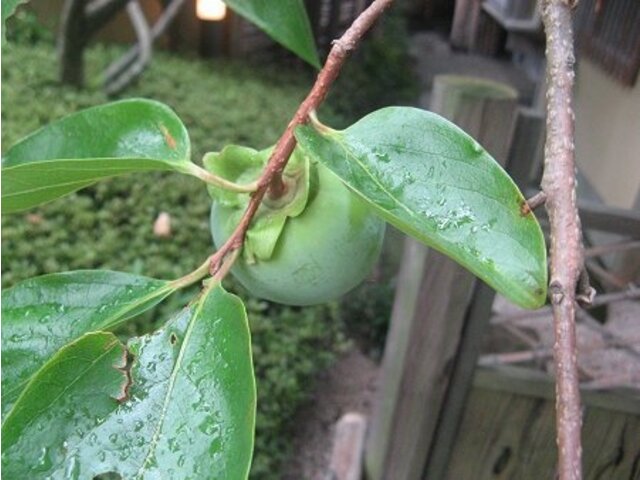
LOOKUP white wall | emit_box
[574,59,640,209]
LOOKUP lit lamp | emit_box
[196,0,227,21]
[197,0,228,57]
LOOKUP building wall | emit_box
[574,59,640,209]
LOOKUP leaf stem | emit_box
[184,163,258,193]
[206,0,396,278]
[168,257,211,290]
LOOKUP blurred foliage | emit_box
[4,8,53,45]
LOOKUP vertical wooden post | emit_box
[450,0,503,54]
[506,107,546,189]
[365,75,518,480]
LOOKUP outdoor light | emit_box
[196,0,227,21]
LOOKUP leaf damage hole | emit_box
[170,333,178,345]
[113,348,135,403]
[93,472,122,480]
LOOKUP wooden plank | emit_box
[474,366,640,415]
[450,0,481,50]
[424,282,497,480]
[327,413,368,480]
[365,75,519,480]
[525,189,640,237]
[364,237,429,480]
[506,107,545,189]
[444,385,640,479]
[381,251,477,480]
[579,201,640,236]
[611,191,640,283]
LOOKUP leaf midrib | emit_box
[133,291,208,478]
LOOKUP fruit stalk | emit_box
[207,0,396,276]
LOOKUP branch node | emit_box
[550,280,565,305]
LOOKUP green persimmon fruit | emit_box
[210,163,386,306]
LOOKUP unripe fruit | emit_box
[210,163,385,306]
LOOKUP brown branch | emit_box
[541,1,584,478]
[207,0,395,275]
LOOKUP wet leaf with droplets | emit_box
[1,271,175,417]
[1,332,128,478]
[1,284,256,479]
[295,107,547,308]
[2,99,191,213]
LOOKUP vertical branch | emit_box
[540,1,583,479]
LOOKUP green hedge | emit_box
[1,40,348,479]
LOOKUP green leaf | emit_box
[295,107,548,308]
[205,145,310,262]
[1,284,256,480]
[1,332,129,465]
[1,99,191,213]
[225,0,320,68]
[1,270,174,417]
[1,0,26,37]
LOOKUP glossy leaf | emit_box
[1,332,129,466]
[1,99,191,213]
[225,0,320,68]
[1,284,256,479]
[204,145,310,262]
[1,270,174,417]
[295,107,548,308]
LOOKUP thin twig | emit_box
[491,287,640,325]
[541,1,584,478]
[479,349,551,367]
[522,191,547,215]
[206,0,395,276]
[585,240,640,258]
[576,310,640,360]
[586,260,629,289]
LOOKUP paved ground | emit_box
[281,349,379,480]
